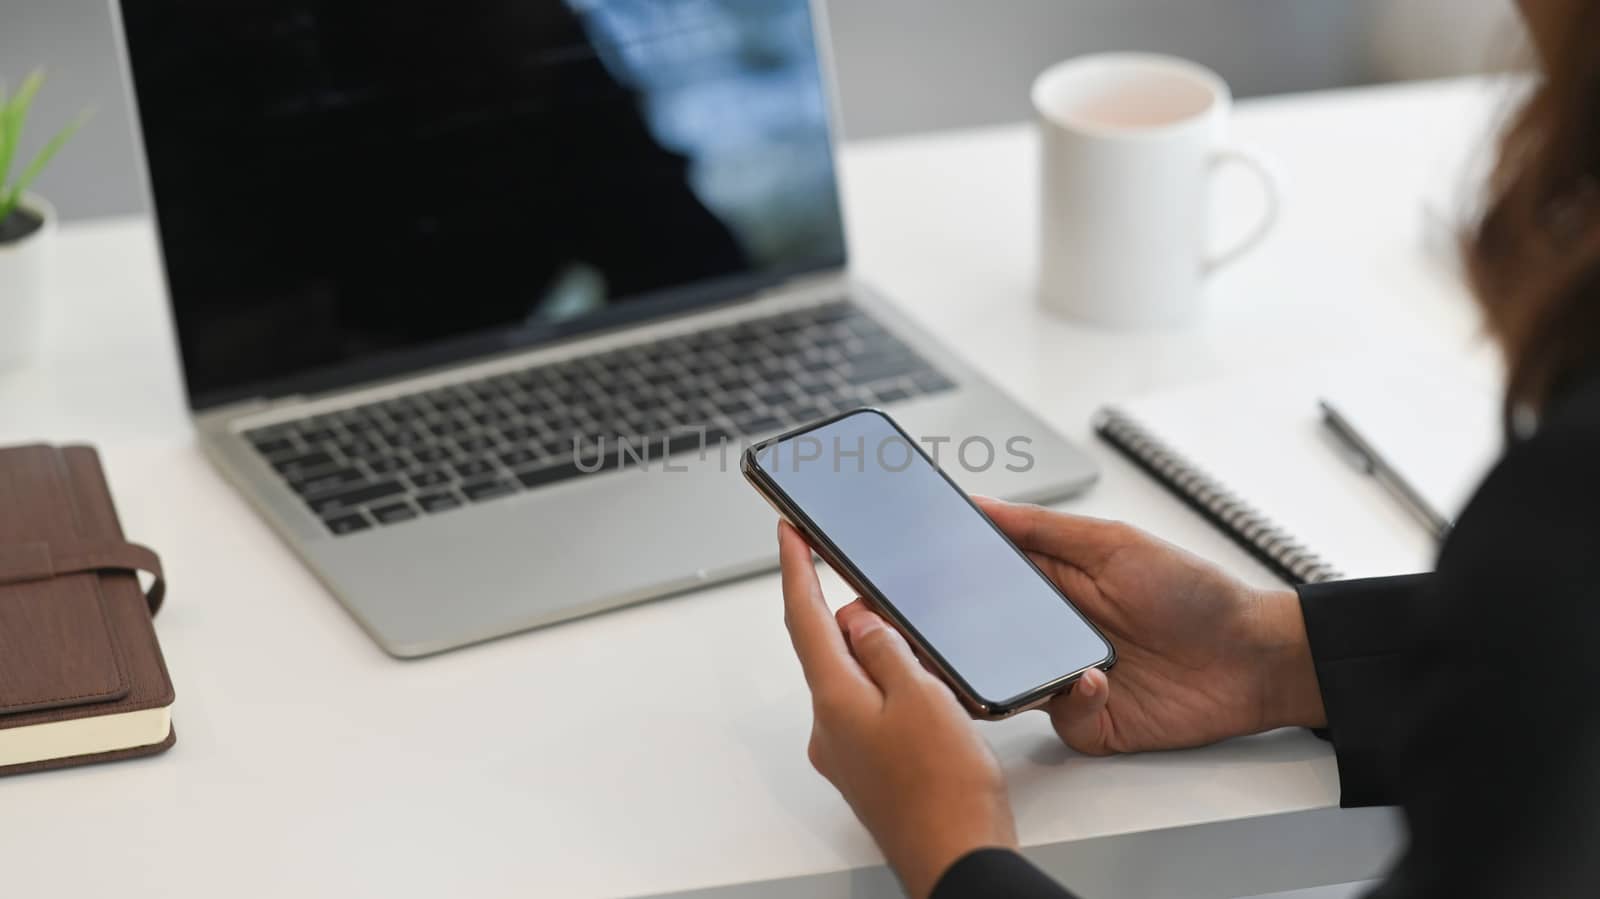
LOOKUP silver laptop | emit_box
[117,0,1097,657]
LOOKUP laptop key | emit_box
[833,385,871,406]
[875,385,912,404]
[323,513,371,536]
[515,459,596,490]
[246,423,296,443]
[417,492,462,514]
[641,412,680,433]
[274,450,335,474]
[336,437,380,458]
[499,423,539,443]
[713,371,749,392]
[371,502,419,525]
[461,478,518,502]
[715,395,753,416]
[308,480,406,516]
[537,434,574,458]
[452,459,498,480]
[912,370,958,394]
[365,456,407,475]
[295,467,368,494]
[250,436,295,456]
[810,302,855,323]
[661,427,732,459]
[453,435,498,456]
[412,446,451,464]
[537,412,575,433]
[734,414,785,436]
[390,429,430,449]
[409,469,452,489]
[370,399,402,417]
[498,448,539,469]
[755,386,793,408]
[784,402,824,424]
[846,316,890,339]
[844,355,920,385]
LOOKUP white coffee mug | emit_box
[1032,53,1278,328]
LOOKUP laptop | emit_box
[115,0,1098,657]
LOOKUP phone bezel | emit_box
[741,407,1116,719]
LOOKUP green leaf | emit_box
[0,70,43,178]
[1,71,47,217]
[0,76,17,209]
[0,109,88,217]
[0,100,13,224]
[10,70,43,118]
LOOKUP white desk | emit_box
[0,77,1507,898]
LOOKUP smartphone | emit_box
[742,408,1115,719]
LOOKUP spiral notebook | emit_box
[1094,360,1502,586]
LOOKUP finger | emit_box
[836,602,924,696]
[1045,668,1115,755]
[973,496,1127,566]
[834,596,870,625]
[778,522,876,699]
[839,598,943,680]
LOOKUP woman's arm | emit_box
[1298,574,1434,808]
[918,570,1435,897]
[775,400,1599,899]
[775,501,1341,899]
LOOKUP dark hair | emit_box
[1467,0,1600,422]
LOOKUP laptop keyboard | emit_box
[242,300,957,536]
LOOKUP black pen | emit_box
[1317,399,1452,543]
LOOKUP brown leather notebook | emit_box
[0,444,175,776]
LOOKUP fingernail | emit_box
[1079,673,1098,696]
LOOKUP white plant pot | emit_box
[0,193,53,369]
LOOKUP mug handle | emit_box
[1203,148,1280,275]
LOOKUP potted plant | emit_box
[1,71,88,368]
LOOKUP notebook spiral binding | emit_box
[1094,407,1343,586]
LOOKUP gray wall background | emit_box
[4,0,1518,223]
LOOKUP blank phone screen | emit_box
[755,410,1111,707]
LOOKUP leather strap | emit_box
[0,540,166,615]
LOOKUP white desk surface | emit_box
[0,77,1508,898]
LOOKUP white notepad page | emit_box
[1321,364,1503,526]
[1114,356,1502,580]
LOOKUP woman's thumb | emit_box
[1047,668,1114,755]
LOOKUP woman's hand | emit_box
[778,522,1016,899]
[975,497,1326,754]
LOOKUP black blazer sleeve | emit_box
[930,849,1077,899]
[1297,573,1433,807]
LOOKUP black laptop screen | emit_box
[120,0,846,409]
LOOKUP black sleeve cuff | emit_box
[1298,574,1432,808]
[930,848,1078,899]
